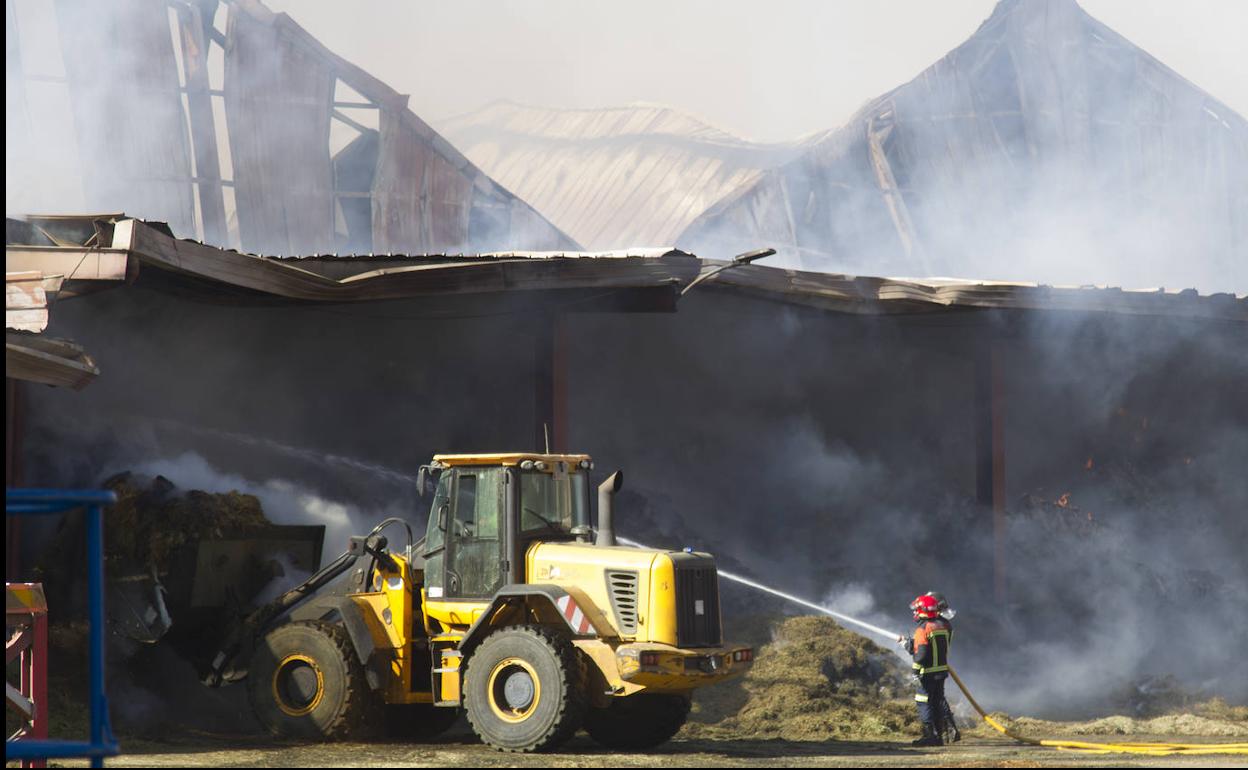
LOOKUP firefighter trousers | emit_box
[914,672,948,732]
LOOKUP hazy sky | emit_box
[265,0,1247,143]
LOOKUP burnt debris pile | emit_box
[36,472,324,673]
[686,616,918,740]
[101,472,270,571]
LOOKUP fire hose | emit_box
[617,537,1248,757]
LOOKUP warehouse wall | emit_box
[18,284,1248,715]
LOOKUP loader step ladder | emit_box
[431,640,463,706]
[6,489,119,768]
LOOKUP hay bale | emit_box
[684,615,919,741]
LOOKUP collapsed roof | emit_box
[678,0,1248,293]
[6,265,97,389]
[6,0,576,257]
[440,102,803,251]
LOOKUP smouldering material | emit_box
[617,535,1248,757]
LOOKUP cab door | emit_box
[443,467,507,600]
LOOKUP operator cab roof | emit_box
[432,453,592,468]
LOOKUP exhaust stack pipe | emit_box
[596,471,623,547]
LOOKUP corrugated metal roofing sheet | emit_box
[440,102,803,252]
[5,331,99,390]
[8,216,1241,321]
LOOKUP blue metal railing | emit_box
[6,489,120,768]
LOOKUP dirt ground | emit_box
[23,614,1247,768]
[44,731,1247,768]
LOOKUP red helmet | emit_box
[910,594,940,621]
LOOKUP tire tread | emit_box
[463,625,587,752]
[247,619,378,741]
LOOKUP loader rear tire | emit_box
[463,625,586,752]
[584,693,691,749]
[248,620,378,740]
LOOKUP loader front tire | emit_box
[584,692,691,749]
[248,620,377,740]
[463,625,586,752]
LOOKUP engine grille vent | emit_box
[674,559,722,647]
[605,570,640,635]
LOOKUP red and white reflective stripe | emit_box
[555,595,592,635]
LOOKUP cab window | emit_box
[423,471,451,593]
[519,468,589,532]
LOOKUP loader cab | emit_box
[420,454,592,617]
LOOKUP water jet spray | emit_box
[616,535,1247,757]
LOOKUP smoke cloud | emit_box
[566,294,1247,717]
[8,0,1246,726]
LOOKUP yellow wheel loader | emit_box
[203,453,753,752]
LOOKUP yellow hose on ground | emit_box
[947,667,1248,757]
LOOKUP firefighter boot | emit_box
[944,717,961,744]
[911,723,943,747]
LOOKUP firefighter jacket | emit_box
[907,617,952,676]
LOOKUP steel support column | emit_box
[974,339,1007,604]
[7,378,24,581]
[533,314,568,453]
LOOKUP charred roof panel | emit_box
[52,0,196,236]
[225,5,337,256]
[9,0,578,258]
[10,216,1241,323]
[679,0,1248,293]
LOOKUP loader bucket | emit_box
[183,525,325,609]
[109,525,324,664]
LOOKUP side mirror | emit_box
[416,466,429,499]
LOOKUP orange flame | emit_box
[1085,457,1094,470]
[1057,493,1071,508]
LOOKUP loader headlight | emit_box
[520,460,535,470]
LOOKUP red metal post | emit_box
[30,608,49,768]
[7,582,49,769]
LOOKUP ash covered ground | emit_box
[22,472,1246,767]
[23,611,1246,768]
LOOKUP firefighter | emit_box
[924,591,960,743]
[897,594,952,746]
